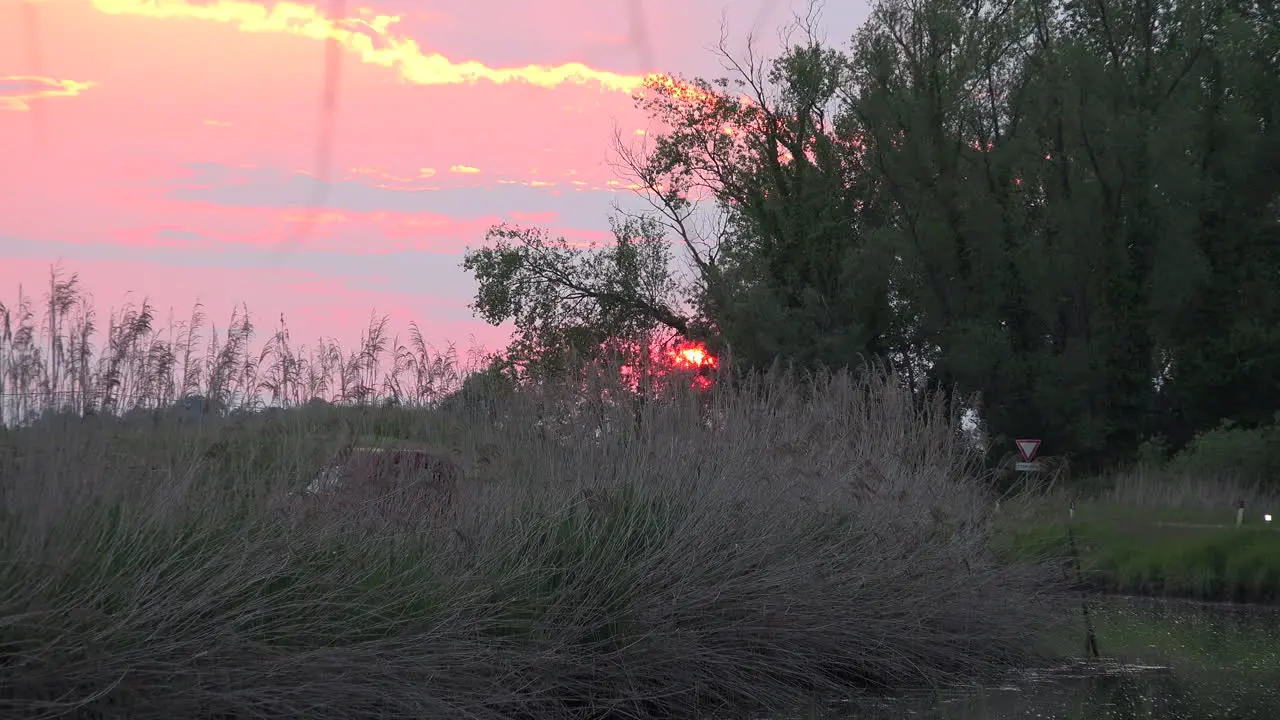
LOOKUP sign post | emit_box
[1015,438,1041,472]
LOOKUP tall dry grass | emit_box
[0,355,1072,720]
[0,266,470,425]
[1100,466,1280,509]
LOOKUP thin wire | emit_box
[628,0,782,75]
[21,0,47,151]
[266,0,346,267]
[751,0,784,40]
[627,0,656,71]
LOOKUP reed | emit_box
[0,339,1072,719]
[0,266,471,425]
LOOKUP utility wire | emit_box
[266,0,346,267]
[628,0,657,72]
[21,0,47,151]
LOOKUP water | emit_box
[862,596,1280,719]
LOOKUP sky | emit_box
[0,0,870,362]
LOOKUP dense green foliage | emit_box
[463,0,1280,473]
[1164,418,1280,481]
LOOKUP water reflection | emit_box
[863,597,1280,719]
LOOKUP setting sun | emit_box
[668,343,717,370]
[662,341,719,391]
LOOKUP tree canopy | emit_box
[463,0,1280,472]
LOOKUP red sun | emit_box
[616,340,720,392]
[668,343,719,371]
[664,342,719,391]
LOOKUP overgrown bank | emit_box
[0,370,1070,720]
[998,476,1280,605]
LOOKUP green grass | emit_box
[997,495,1280,604]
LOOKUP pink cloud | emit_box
[0,255,508,360]
[0,0,873,359]
[26,198,504,255]
[506,210,557,224]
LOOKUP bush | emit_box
[1166,418,1280,489]
[0,368,1070,720]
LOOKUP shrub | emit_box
[1166,419,1280,489]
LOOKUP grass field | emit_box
[0,369,1073,720]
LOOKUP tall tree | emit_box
[1153,0,1280,446]
[841,0,1279,468]
[623,27,899,374]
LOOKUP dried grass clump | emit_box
[276,441,462,534]
[0,363,1070,720]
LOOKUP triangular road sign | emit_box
[1016,439,1041,462]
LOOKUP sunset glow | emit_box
[0,0,868,369]
[666,342,719,391]
[668,343,718,371]
[92,0,654,91]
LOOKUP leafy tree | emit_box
[462,215,689,383]
[842,0,1279,468]
[1152,0,1280,447]
[435,354,517,418]
[621,28,900,375]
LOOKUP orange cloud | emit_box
[92,0,656,92]
[0,75,96,111]
[348,166,437,187]
[642,73,742,108]
[449,165,480,174]
[508,210,558,224]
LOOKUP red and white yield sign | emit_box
[1015,439,1042,462]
